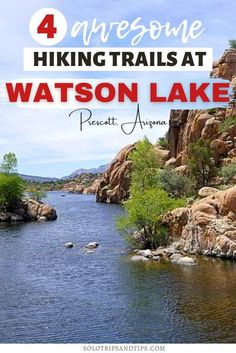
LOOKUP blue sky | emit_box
[0,0,235,177]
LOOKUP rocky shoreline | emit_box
[163,186,236,259]
[131,247,197,265]
[129,186,236,261]
[0,198,57,222]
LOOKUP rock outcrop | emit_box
[96,144,135,203]
[61,173,101,195]
[163,187,236,259]
[83,178,100,194]
[62,182,84,194]
[96,143,169,203]
[167,108,236,168]
[0,199,57,222]
[166,49,236,169]
[211,49,236,81]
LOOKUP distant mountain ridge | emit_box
[20,164,108,183]
[61,164,108,180]
[20,174,59,183]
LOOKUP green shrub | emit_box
[117,137,186,249]
[206,108,217,115]
[0,173,24,210]
[188,138,217,187]
[28,188,47,202]
[0,153,25,211]
[129,137,160,190]
[0,152,17,174]
[229,40,236,49]
[159,168,195,198]
[158,135,169,149]
[219,116,236,133]
[221,162,236,183]
[116,188,185,249]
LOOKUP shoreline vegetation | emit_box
[116,136,236,262]
[98,46,236,261]
[0,153,57,223]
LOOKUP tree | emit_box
[229,40,236,49]
[188,139,217,187]
[219,116,236,133]
[129,137,160,191]
[158,132,169,150]
[0,173,24,210]
[28,188,46,202]
[0,153,24,211]
[159,168,195,198]
[117,137,186,249]
[117,188,185,249]
[0,152,18,174]
[221,161,236,184]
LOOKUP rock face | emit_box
[167,107,236,168]
[61,173,100,194]
[211,49,236,81]
[62,178,101,195]
[163,187,236,259]
[166,49,236,169]
[198,187,219,198]
[62,182,84,194]
[96,143,169,203]
[96,144,135,203]
[83,179,100,194]
[0,199,57,222]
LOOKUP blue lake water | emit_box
[0,192,236,343]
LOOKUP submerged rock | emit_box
[177,256,196,265]
[64,242,74,249]
[85,242,99,249]
[151,248,166,257]
[10,214,24,222]
[152,256,161,261]
[137,249,152,258]
[170,253,183,263]
[131,255,149,262]
[37,216,47,222]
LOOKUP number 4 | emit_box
[37,14,57,38]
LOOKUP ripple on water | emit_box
[0,192,236,343]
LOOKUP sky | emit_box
[0,0,235,177]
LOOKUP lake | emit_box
[0,192,236,343]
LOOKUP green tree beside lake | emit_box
[117,138,185,249]
[188,138,217,188]
[0,153,24,211]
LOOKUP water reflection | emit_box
[0,192,236,343]
[118,258,236,342]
